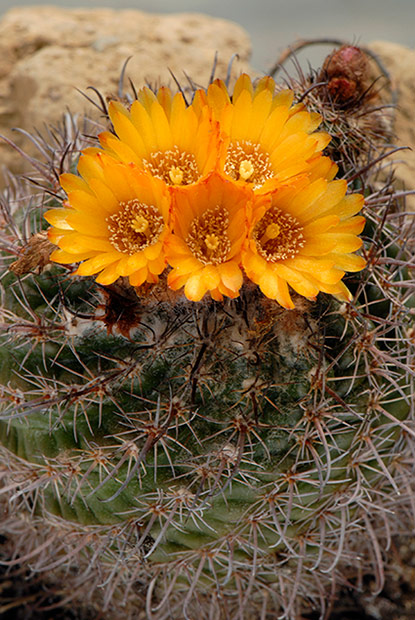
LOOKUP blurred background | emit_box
[0,0,414,72]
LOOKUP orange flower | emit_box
[45,151,171,286]
[242,177,366,308]
[99,86,220,189]
[198,74,331,192]
[165,172,249,301]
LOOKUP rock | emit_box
[0,6,252,185]
[369,41,415,210]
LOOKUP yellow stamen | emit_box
[239,159,254,181]
[186,205,231,265]
[107,200,164,255]
[205,234,220,251]
[253,206,305,262]
[169,167,184,185]
[131,215,149,233]
[260,223,281,244]
[143,147,200,185]
[225,141,273,189]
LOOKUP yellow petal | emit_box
[44,208,74,230]
[150,100,173,151]
[217,261,243,294]
[254,76,276,98]
[170,93,188,144]
[76,252,120,276]
[279,111,313,139]
[50,249,96,263]
[59,234,114,253]
[201,265,221,289]
[322,233,363,254]
[167,270,192,290]
[108,102,147,158]
[95,261,123,285]
[232,74,254,102]
[59,173,90,194]
[156,86,172,115]
[88,178,120,214]
[130,101,158,152]
[66,189,101,215]
[258,270,294,309]
[143,241,164,261]
[129,267,149,287]
[206,81,230,118]
[184,274,208,301]
[299,180,347,221]
[231,89,253,140]
[334,194,365,219]
[329,253,366,272]
[272,89,294,108]
[299,236,338,256]
[242,247,267,277]
[258,105,290,152]
[99,134,141,165]
[335,215,366,235]
[168,254,201,273]
[303,215,340,236]
[65,212,109,236]
[246,90,273,142]
[125,253,148,272]
[148,253,166,276]
[138,86,158,111]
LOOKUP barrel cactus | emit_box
[0,49,414,620]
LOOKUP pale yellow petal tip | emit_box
[334,284,353,303]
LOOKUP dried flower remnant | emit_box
[45,151,171,286]
[9,231,55,276]
[319,45,372,107]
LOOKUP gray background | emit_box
[0,0,413,72]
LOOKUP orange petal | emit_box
[184,274,208,301]
[258,269,294,309]
[44,208,74,230]
[129,266,150,287]
[217,261,243,294]
[50,249,96,263]
[75,252,120,276]
[95,261,123,285]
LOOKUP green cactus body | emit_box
[0,56,414,620]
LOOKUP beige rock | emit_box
[369,41,415,210]
[0,6,252,184]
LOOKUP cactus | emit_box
[0,50,414,620]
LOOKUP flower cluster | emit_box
[45,74,366,307]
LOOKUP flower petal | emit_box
[258,270,294,309]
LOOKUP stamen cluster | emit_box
[45,74,366,307]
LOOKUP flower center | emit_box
[224,140,274,188]
[107,200,164,255]
[254,206,305,262]
[186,205,231,265]
[143,145,200,185]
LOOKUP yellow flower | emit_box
[165,172,249,301]
[45,151,171,286]
[200,74,331,192]
[99,86,220,188]
[242,177,366,309]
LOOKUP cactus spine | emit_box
[0,50,414,619]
